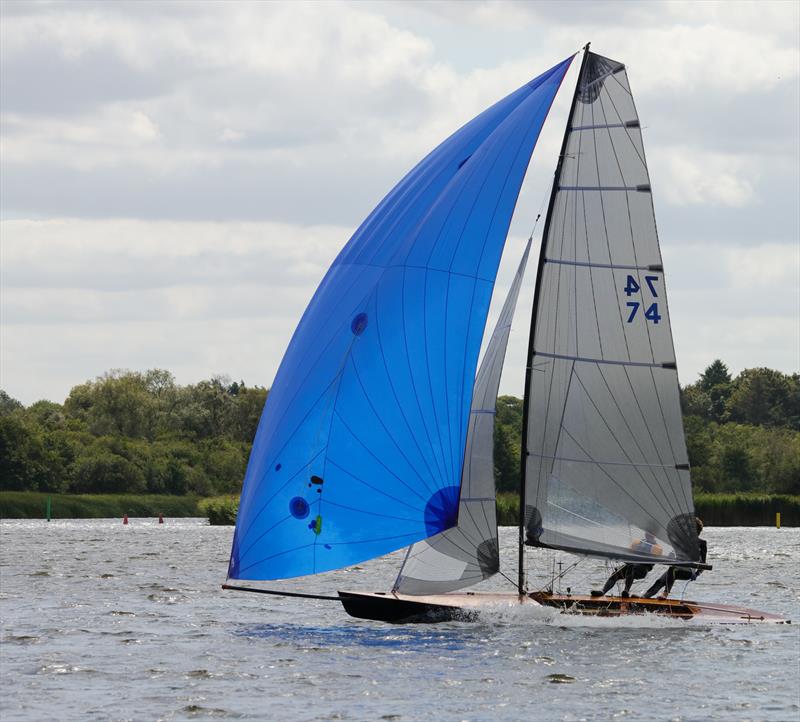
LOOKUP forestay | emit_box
[523,52,701,566]
[395,240,532,595]
[229,57,573,581]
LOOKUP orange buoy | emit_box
[123,514,128,525]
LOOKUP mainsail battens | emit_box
[532,351,674,368]
[558,185,651,192]
[544,257,662,271]
[570,121,640,130]
[522,50,700,568]
[528,452,687,471]
[229,58,573,582]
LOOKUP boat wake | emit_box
[471,602,700,630]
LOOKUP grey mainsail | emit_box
[522,51,701,567]
[395,240,532,594]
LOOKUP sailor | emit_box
[643,518,707,599]
[591,532,663,598]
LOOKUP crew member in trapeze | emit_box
[591,531,663,598]
[643,518,707,599]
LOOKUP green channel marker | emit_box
[46,496,52,522]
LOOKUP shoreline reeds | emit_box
[2,491,797,527]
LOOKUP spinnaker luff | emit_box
[228,57,574,581]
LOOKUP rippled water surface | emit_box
[1,520,798,721]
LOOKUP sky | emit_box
[1,0,798,406]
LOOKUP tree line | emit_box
[1,361,798,497]
[492,361,799,495]
[0,370,266,496]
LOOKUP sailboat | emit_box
[224,47,788,625]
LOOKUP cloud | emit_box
[652,148,757,208]
[0,0,797,404]
[2,218,797,405]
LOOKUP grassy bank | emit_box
[200,492,800,528]
[3,491,797,527]
[693,493,799,526]
[0,491,202,519]
[496,492,799,527]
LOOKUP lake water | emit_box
[1,520,798,721]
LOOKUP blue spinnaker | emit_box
[229,56,573,581]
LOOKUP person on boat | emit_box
[643,518,707,599]
[591,532,663,598]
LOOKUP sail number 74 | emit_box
[624,274,661,324]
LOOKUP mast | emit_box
[517,43,591,597]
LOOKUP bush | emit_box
[199,496,238,525]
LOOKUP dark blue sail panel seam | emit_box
[329,409,431,505]
[448,101,564,505]
[229,56,574,581]
[348,354,442,495]
[238,63,568,516]
[404,97,547,494]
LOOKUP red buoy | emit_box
[158,513,164,524]
[123,514,128,525]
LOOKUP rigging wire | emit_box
[496,566,520,590]
[535,556,585,593]
[527,176,555,241]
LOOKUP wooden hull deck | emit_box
[338,590,790,624]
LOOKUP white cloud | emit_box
[2,218,797,405]
[0,0,798,403]
[219,128,244,143]
[652,147,757,208]
[130,111,160,142]
[723,243,800,289]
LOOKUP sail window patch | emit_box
[289,497,310,519]
[350,313,368,336]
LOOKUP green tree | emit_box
[493,423,520,493]
[681,385,712,419]
[693,360,732,422]
[71,451,146,494]
[0,390,23,416]
[25,400,67,431]
[699,359,731,391]
[683,415,712,469]
[0,415,66,492]
[230,385,268,442]
[720,444,753,487]
[65,370,155,439]
[727,368,798,430]
[495,395,523,433]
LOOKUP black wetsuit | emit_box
[644,537,708,598]
[600,563,653,595]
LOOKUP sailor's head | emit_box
[644,531,656,543]
[696,518,704,535]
